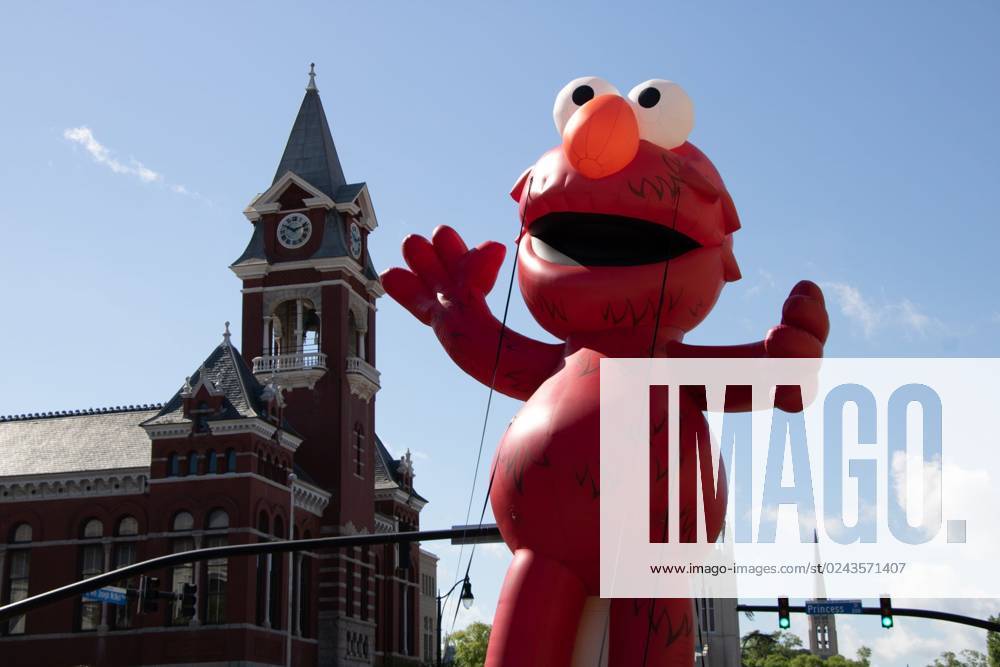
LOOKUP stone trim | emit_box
[0,469,148,503]
[293,479,331,517]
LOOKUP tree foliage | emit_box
[740,631,871,667]
[447,622,491,667]
[927,650,989,667]
[988,615,1000,667]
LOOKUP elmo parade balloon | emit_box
[382,76,829,667]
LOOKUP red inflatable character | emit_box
[383,76,829,666]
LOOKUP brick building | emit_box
[0,67,437,667]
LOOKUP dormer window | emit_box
[195,401,211,433]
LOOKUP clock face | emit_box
[349,222,362,259]
[276,213,312,249]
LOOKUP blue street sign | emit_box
[82,586,128,606]
[805,600,863,615]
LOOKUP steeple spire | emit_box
[306,63,317,92]
[272,63,346,198]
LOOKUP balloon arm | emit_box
[431,298,563,401]
[664,340,767,359]
[665,340,765,412]
[666,330,823,413]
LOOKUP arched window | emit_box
[361,560,369,621]
[168,453,179,477]
[204,510,229,624]
[82,519,103,538]
[373,555,382,651]
[187,451,199,476]
[299,531,312,637]
[79,519,104,630]
[255,511,269,626]
[270,517,284,628]
[113,516,139,629]
[170,512,195,625]
[206,449,217,474]
[353,427,365,477]
[195,400,210,433]
[206,509,229,530]
[225,448,237,473]
[117,516,138,537]
[347,312,359,357]
[346,559,355,618]
[303,306,321,349]
[172,512,194,532]
[6,523,32,634]
[11,523,32,543]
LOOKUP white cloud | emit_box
[889,449,942,539]
[871,622,954,662]
[745,269,777,297]
[480,542,510,559]
[63,126,198,197]
[823,282,953,339]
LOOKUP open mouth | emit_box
[528,212,701,267]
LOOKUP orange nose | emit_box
[562,94,640,179]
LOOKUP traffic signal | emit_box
[141,576,160,613]
[777,597,790,629]
[879,597,894,629]
[180,583,198,619]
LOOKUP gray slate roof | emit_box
[273,88,346,199]
[374,435,427,502]
[143,339,269,426]
[334,182,366,204]
[0,408,158,477]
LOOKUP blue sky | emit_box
[1,1,998,663]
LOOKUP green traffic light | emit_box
[779,617,790,629]
[881,616,893,628]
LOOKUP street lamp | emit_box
[460,579,474,610]
[436,576,475,667]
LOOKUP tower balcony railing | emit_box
[345,355,380,402]
[252,345,327,374]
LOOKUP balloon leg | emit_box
[608,598,695,666]
[485,549,588,667]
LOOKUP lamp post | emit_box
[436,576,474,667]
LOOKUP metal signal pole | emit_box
[0,524,502,623]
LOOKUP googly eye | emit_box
[553,76,620,136]
[627,79,694,149]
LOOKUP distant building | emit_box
[696,597,742,667]
[0,66,435,666]
[418,549,439,665]
[807,532,839,658]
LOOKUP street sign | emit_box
[82,586,128,606]
[805,600,863,615]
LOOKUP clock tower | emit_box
[231,65,388,663]
[232,63,384,518]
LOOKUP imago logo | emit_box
[599,358,998,599]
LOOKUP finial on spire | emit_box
[306,63,318,92]
[223,321,231,343]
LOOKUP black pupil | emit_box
[572,85,595,106]
[638,87,660,108]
